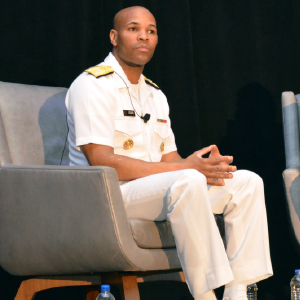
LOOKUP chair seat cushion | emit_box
[128,214,225,249]
[129,219,175,249]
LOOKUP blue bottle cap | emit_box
[101,285,110,292]
[295,269,300,274]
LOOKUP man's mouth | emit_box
[136,45,150,52]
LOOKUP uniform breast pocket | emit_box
[114,118,143,151]
[152,123,172,154]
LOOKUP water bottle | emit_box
[247,283,258,300]
[96,284,115,300]
[291,269,300,299]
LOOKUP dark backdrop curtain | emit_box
[1,1,300,299]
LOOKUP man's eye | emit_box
[148,30,156,34]
[129,27,136,31]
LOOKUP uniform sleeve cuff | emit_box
[163,145,177,154]
[76,137,114,148]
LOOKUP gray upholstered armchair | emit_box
[282,92,300,254]
[0,81,225,300]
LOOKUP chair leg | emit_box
[121,275,140,300]
[14,280,38,300]
[14,273,141,300]
[86,287,99,300]
[100,273,140,300]
[14,275,101,300]
[14,271,183,300]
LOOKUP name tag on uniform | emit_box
[123,110,136,117]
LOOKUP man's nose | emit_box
[138,30,149,41]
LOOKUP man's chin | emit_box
[130,50,154,65]
[126,58,151,67]
[116,52,154,68]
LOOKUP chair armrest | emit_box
[0,164,136,275]
[282,92,300,169]
[282,168,300,252]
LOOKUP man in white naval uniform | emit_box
[65,6,273,300]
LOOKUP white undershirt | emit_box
[130,83,140,103]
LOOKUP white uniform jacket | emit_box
[66,52,177,166]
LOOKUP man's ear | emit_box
[110,29,118,46]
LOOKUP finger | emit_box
[207,178,225,186]
[212,164,237,173]
[203,161,236,173]
[209,144,220,157]
[209,177,225,184]
[220,155,234,165]
[209,155,234,165]
[207,171,235,179]
[196,145,214,158]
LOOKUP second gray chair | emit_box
[282,91,300,254]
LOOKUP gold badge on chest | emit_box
[123,139,134,150]
[160,142,165,152]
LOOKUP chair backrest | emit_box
[0,81,69,166]
[282,92,300,169]
[282,91,300,254]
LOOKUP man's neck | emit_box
[113,53,144,84]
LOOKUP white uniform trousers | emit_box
[120,169,273,299]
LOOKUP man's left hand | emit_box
[208,144,234,185]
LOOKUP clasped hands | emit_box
[186,144,237,186]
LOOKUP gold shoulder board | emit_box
[85,65,114,78]
[144,76,160,89]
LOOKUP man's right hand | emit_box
[183,145,237,186]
